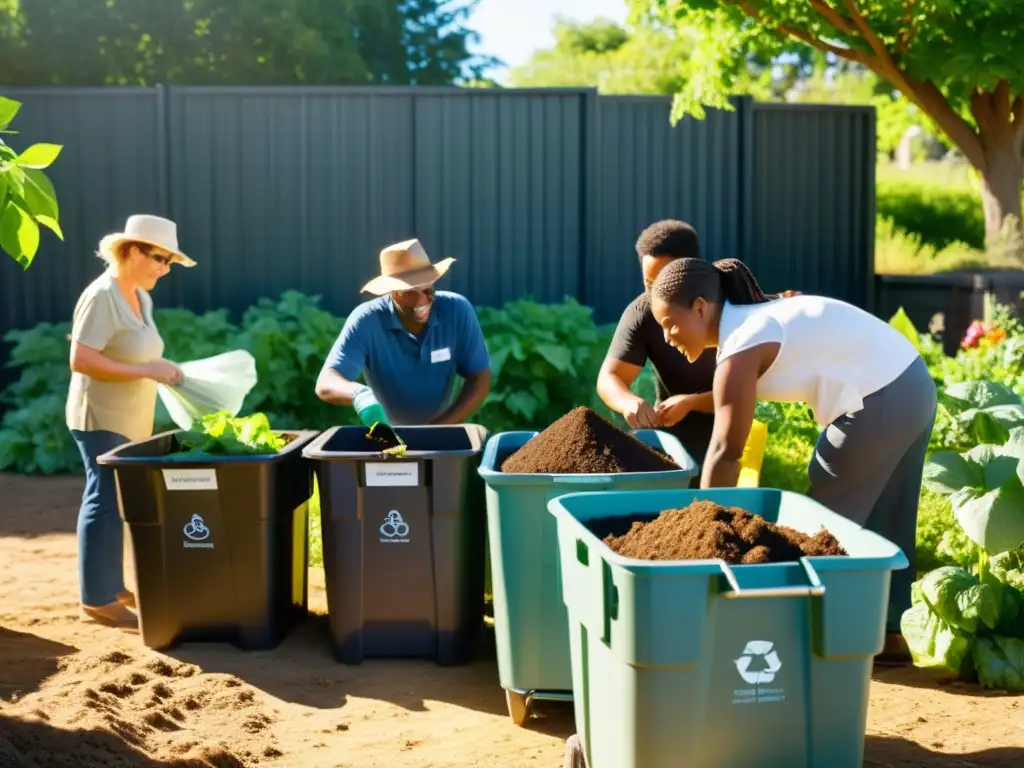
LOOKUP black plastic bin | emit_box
[97,429,318,651]
[302,424,488,665]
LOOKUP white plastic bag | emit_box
[157,350,259,431]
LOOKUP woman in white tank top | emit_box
[648,257,937,663]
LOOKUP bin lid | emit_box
[302,424,488,460]
[97,429,320,467]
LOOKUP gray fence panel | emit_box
[0,86,878,359]
[747,103,876,307]
[588,96,745,324]
[155,86,589,317]
[412,90,587,307]
[162,87,417,316]
[0,88,164,336]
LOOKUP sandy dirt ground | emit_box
[1,472,1023,768]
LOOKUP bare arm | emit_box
[597,357,644,414]
[314,367,363,407]
[433,369,491,425]
[70,341,153,382]
[700,347,771,489]
[688,390,715,414]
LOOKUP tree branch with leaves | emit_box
[0,95,63,269]
[637,0,1024,256]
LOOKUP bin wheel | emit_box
[505,689,531,727]
[563,735,587,768]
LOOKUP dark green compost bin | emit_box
[302,424,488,665]
[97,428,317,651]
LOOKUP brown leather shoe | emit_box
[874,631,912,667]
[80,601,138,629]
[117,590,136,609]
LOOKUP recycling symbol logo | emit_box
[183,514,210,541]
[734,640,782,685]
[380,510,410,538]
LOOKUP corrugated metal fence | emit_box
[0,86,875,344]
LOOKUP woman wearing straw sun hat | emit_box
[66,214,195,629]
[315,237,491,427]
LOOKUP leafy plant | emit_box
[0,95,63,268]
[941,381,1024,447]
[900,564,1024,688]
[888,307,921,351]
[0,322,78,474]
[924,426,1024,556]
[237,291,353,431]
[475,297,611,434]
[174,411,285,458]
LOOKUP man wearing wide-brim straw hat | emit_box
[315,238,491,427]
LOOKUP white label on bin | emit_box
[163,469,218,491]
[732,640,786,705]
[365,462,418,487]
[379,510,411,544]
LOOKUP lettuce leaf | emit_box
[900,603,974,676]
[973,636,1024,692]
[914,566,1001,633]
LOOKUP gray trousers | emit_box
[808,356,937,632]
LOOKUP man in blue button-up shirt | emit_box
[315,238,491,425]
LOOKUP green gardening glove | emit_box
[353,385,389,428]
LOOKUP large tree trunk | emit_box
[970,86,1024,260]
[977,133,1023,259]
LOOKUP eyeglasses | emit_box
[145,250,174,267]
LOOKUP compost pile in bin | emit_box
[604,500,847,563]
[500,406,679,474]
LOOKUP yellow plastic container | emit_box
[737,419,768,488]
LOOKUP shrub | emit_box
[874,216,988,275]
[0,293,624,474]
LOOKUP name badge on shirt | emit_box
[431,347,452,363]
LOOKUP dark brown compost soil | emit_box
[500,407,679,474]
[604,500,847,563]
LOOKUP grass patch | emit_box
[874,216,993,275]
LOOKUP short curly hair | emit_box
[635,220,701,263]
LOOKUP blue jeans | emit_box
[71,429,129,607]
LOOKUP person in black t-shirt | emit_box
[597,220,717,465]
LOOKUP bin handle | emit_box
[574,538,619,645]
[718,558,826,600]
[554,475,614,484]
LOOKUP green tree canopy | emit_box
[635,0,1024,255]
[0,0,494,86]
[507,16,696,94]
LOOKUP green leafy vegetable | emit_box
[913,567,1000,634]
[973,636,1024,692]
[990,550,1024,592]
[174,411,285,458]
[924,427,1024,555]
[900,602,973,677]
[942,381,1024,446]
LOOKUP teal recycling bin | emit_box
[477,429,696,726]
[549,487,909,768]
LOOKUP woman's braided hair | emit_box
[650,257,770,307]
